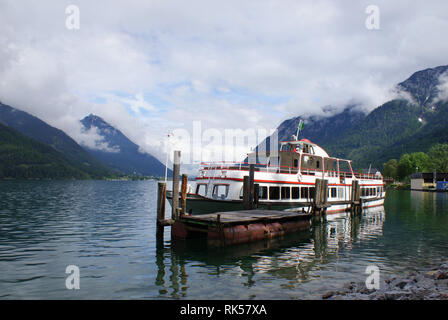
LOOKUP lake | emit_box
[0,180,447,299]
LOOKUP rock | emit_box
[436,279,448,287]
[416,278,436,290]
[383,290,407,300]
[391,278,409,289]
[439,263,448,271]
[435,270,448,280]
[323,263,448,300]
[439,292,448,299]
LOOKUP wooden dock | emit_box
[156,150,364,247]
[172,210,311,246]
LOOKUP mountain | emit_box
[0,122,90,179]
[0,102,116,178]
[256,65,448,169]
[80,114,169,177]
[397,65,448,107]
[256,105,366,154]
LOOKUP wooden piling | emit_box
[254,184,260,209]
[350,180,361,214]
[171,150,181,220]
[249,164,255,209]
[243,176,250,210]
[156,182,167,239]
[313,178,329,218]
[181,174,188,216]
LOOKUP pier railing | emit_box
[200,161,382,181]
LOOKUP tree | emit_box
[397,154,413,181]
[383,159,397,179]
[408,152,432,172]
[428,144,448,172]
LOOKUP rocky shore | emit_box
[322,262,448,300]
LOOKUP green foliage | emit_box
[397,154,414,181]
[428,143,448,172]
[384,143,448,181]
[383,159,397,178]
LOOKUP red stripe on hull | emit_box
[196,176,384,187]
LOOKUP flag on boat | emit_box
[296,119,305,138]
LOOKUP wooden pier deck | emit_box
[156,150,367,247]
[172,210,312,246]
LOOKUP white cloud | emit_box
[435,71,448,103]
[78,126,120,153]
[0,0,448,164]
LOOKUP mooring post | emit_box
[322,179,328,207]
[249,164,255,209]
[350,180,361,214]
[171,150,181,220]
[180,174,188,216]
[156,181,167,240]
[243,176,250,210]
[355,180,361,213]
[314,179,322,216]
[254,184,260,209]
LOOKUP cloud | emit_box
[435,71,448,103]
[76,126,120,153]
[1,0,448,164]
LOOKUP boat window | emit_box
[293,159,298,167]
[259,186,268,200]
[330,187,337,198]
[269,186,280,200]
[338,187,344,199]
[339,161,352,176]
[303,144,309,153]
[361,188,365,197]
[281,187,290,200]
[292,187,300,199]
[301,187,309,199]
[316,160,320,169]
[212,184,229,199]
[196,184,207,196]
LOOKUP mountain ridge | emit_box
[255,65,448,169]
[0,102,116,178]
[80,114,170,177]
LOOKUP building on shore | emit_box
[410,172,448,191]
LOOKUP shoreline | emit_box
[322,261,448,300]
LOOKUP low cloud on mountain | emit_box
[1,0,448,163]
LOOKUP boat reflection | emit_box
[154,206,385,298]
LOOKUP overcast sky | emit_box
[1,0,448,163]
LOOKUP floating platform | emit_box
[171,210,312,246]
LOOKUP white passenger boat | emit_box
[167,136,385,215]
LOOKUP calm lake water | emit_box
[0,180,447,299]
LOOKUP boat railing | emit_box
[200,162,382,180]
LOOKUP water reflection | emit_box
[154,207,386,298]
